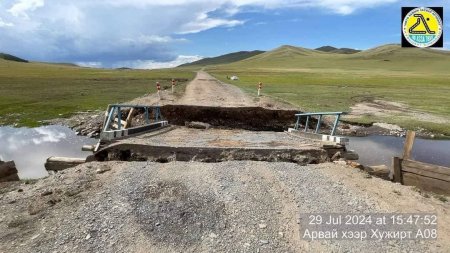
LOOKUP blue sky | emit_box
[0,0,449,68]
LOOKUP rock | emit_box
[31,234,41,240]
[185,121,211,130]
[85,234,91,240]
[41,190,53,196]
[0,160,20,182]
[348,161,364,169]
[96,165,111,174]
[343,150,359,160]
[258,223,267,229]
[259,240,269,245]
[87,131,97,138]
[331,151,342,161]
[333,160,347,166]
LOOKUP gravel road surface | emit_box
[1,161,448,252]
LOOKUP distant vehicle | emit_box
[230,76,239,80]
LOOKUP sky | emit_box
[0,0,449,68]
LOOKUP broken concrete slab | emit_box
[0,160,20,182]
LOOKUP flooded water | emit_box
[348,135,450,168]
[0,125,97,179]
[1,124,449,179]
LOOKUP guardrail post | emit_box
[155,107,159,121]
[103,106,115,131]
[304,115,310,132]
[117,107,122,130]
[294,116,300,130]
[331,114,341,136]
[315,115,322,133]
[145,107,149,124]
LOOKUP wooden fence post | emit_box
[392,157,402,183]
[402,130,415,160]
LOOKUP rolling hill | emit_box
[208,43,450,73]
[0,53,28,63]
[179,50,264,67]
[315,46,360,54]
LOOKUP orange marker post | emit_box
[258,82,262,96]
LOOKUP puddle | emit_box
[0,125,97,179]
[348,135,450,168]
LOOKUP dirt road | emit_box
[1,161,448,252]
[130,71,295,109]
[177,71,256,107]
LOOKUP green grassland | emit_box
[207,44,450,135]
[0,60,195,126]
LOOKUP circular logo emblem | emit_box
[402,7,443,48]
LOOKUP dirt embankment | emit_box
[1,161,448,252]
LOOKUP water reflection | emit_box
[348,135,450,168]
[0,125,97,179]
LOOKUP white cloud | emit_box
[178,13,245,34]
[8,0,44,18]
[0,0,403,66]
[112,55,203,69]
[32,127,66,144]
[0,18,14,27]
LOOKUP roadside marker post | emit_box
[157,82,161,99]
[172,79,176,93]
[258,82,262,96]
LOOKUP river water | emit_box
[348,135,450,168]
[1,125,449,179]
[0,125,97,179]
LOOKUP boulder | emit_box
[0,160,20,182]
[185,121,211,130]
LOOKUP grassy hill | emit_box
[0,60,194,126]
[179,50,264,67]
[315,46,360,54]
[207,44,450,135]
[0,53,28,63]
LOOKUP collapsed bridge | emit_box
[46,104,358,171]
[94,105,356,164]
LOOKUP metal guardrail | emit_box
[103,104,162,132]
[294,112,346,136]
[100,104,167,141]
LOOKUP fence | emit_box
[294,112,346,136]
[393,131,450,195]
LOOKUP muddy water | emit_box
[348,135,450,168]
[0,125,97,179]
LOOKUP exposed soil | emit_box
[1,161,448,252]
[347,99,450,125]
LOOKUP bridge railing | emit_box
[100,104,167,141]
[103,104,162,132]
[294,112,346,136]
